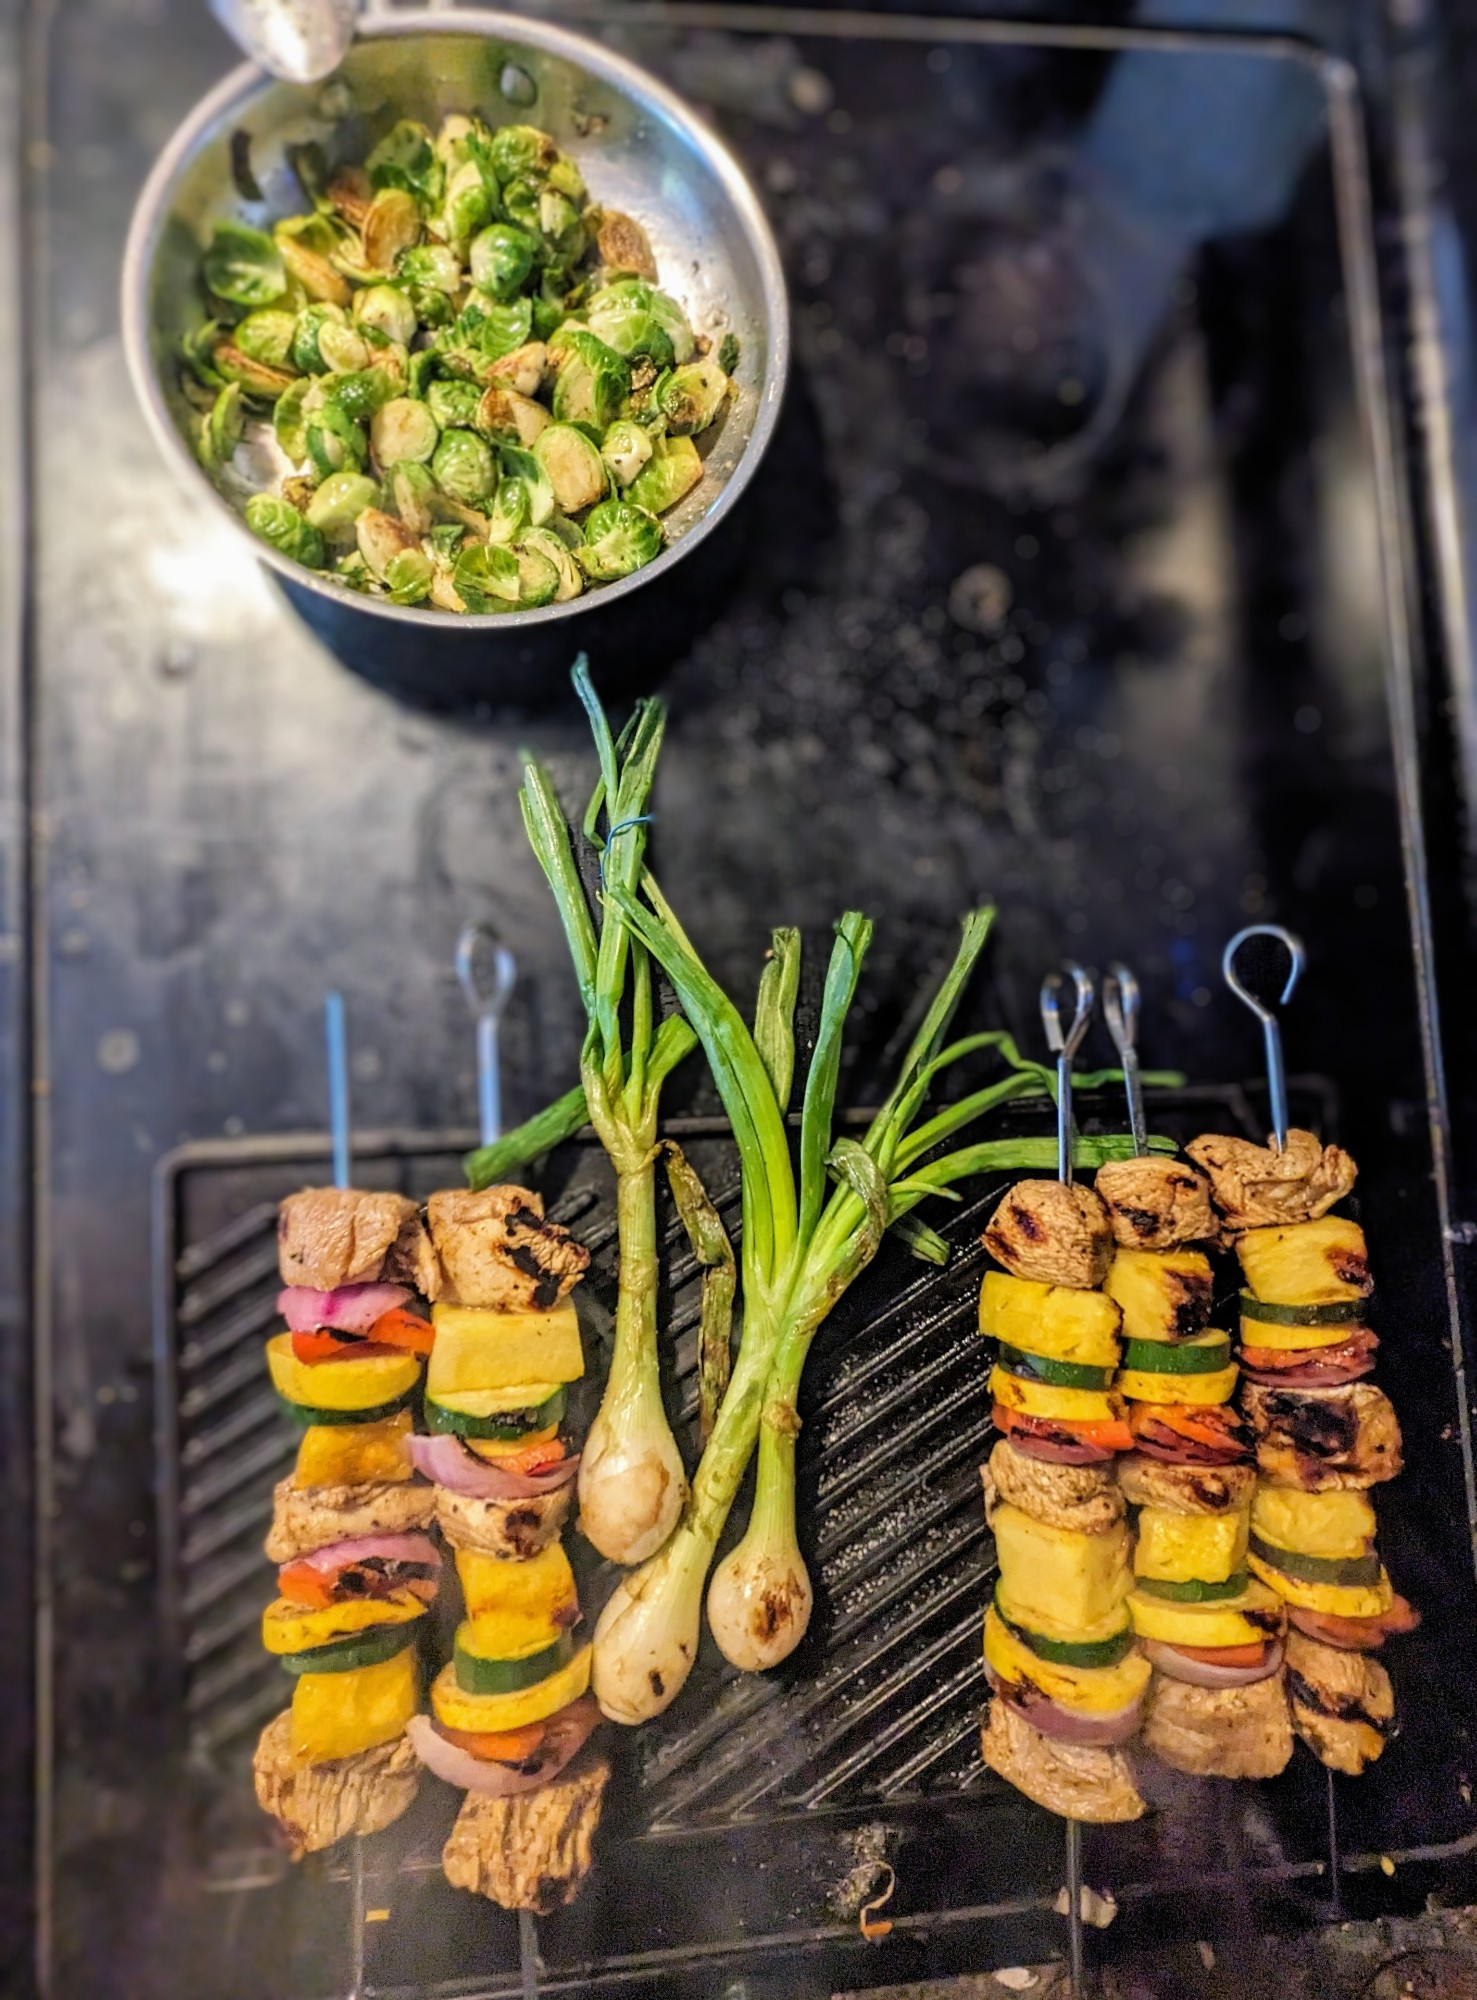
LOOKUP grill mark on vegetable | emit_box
[1167,1269,1214,1336]
[1243,1609,1285,1637]
[1331,1251,1373,1291]
[1286,1667,1389,1732]
[505,1508,545,1559]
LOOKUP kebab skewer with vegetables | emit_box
[980,967,1148,1823]
[253,1180,442,1856]
[1184,926,1417,1777]
[1088,965,1293,1784]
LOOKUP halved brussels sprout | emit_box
[276,226,352,307]
[500,175,544,236]
[452,541,521,612]
[202,222,286,307]
[626,434,702,515]
[576,498,663,580]
[292,302,349,373]
[273,375,315,462]
[511,543,560,606]
[489,124,555,182]
[367,119,440,202]
[384,547,434,605]
[245,492,325,567]
[546,155,586,203]
[396,243,462,295]
[498,443,556,526]
[233,310,299,370]
[550,331,629,429]
[427,379,482,430]
[317,320,372,375]
[306,400,368,477]
[486,476,531,546]
[431,428,497,504]
[449,297,534,363]
[475,385,549,448]
[538,188,584,257]
[197,382,245,473]
[469,222,538,302]
[601,418,654,488]
[520,525,583,602]
[586,279,695,366]
[328,366,399,424]
[355,506,420,579]
[353,284,418,346]
[595,210,658,282]
[658,358,730,435]
[442,161,491,249]
[533,423,606,513]
[371,397,439,465]
[388,460,438,534]
[305,470,380,538]
[214,344,296,400]
[483,340,546,399]
[364,189,422,273]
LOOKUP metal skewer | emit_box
[324,991,370,2000]
[1221,925,1306,1152]
[456,924,517,1151]
[1040,962,1097,1996]
[1040,962,1097,1185]
[1101,963,1147,1158]
[454,930,538,1995]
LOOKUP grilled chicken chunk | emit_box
[426,1186,591,1311]
[1095,1156,1217,1250]
[1116,1454,1256,1517]
[265,1478,438,1564]
[982,1439,1125,1536]
[1284,1630,1393,1775]
[1184,1129,1357,1232]
[252,1711,419,1858]
[1241,1381,1403,1491]
[443,1752,610,1911]
[983,1181,1113,1289]
[1142,1671,1293,1780]
[278,1188,441,1297]
[436,1481,573,1561]
[981,1698,1145,1822]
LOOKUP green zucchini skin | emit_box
[453,1629,575,1696]
[277,1623,420,1677]
[1135,1571,1250,1604]
[1238,1292,1367,1328]
[1121,1335,1231,1377]
[1248,1533,1380,1587]
[277,1388,416,1428]
[424,1386,568,1440]
[993,1588,1135,1668]
[996,1344,1116,1392]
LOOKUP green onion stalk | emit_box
[471,661,698,1566]
[589,895,1170,1719]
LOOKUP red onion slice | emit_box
[407,1431,581,1499]
[1240,1360,1375,1389]
[406,1699,600,1796]
[291,1533,442,1574]
[278,1283,412,1335]
[985,1667,1144,1746]
[1144,1638,1284,1688]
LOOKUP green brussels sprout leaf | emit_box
[453,541,521,612]
[202,222,287,308]
[576,498,663,580]
[626,433,702,515]
[432,427,497,504]
[245,492,325,567]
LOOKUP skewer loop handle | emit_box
[456,923,517,1149]
[1221,924,1305,1151]
[1041,962,1096,1185]
[1101,962,1147,1159]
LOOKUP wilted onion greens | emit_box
[180,113,737,612]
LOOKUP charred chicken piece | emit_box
[1241,1381,1403,1492]
[265,1478,438,1565]
[1094,1156,1218,1250]
[982,1438,1125,1536]
[1284,1630,1393,1775]
[435,1481,574,1562]
[983,1180,1113,1289]
[426,1186,591,1311]
[980,1698,1145,1822]
[278,1187,442,1297]
[252,1712,419,1858]
[1184,1129,1357,1233]
[442,1751,610,1911]
[1141,1670,1293,1780]
[1116,1454,1256,1517]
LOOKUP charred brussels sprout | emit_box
[470,223,538,302]
[245,493,325,567]
[550,331,629,429]
[202,222,286,307]
[601,418,654,488]
[586,279,695,366]
[215,344,296,400]
[657,358,730,435]
[370,397,439,465]
[576,498,663,580]
[432,428,497,505]
[355,506,421,579]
